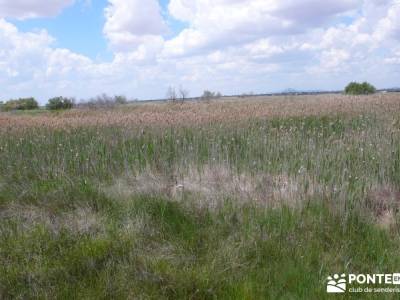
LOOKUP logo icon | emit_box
[327,274,346,293]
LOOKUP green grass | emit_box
[0,113,400,298]
[1,199,400,299]
[2,108,47,116]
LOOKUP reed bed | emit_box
[1,93,399,130]
[0,94,400,299]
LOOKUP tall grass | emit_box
[0,109,400,299]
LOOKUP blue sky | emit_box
[13,1,110,60]
[12,0,186,61]
[0,0,399,102]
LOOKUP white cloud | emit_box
[374,4,400,41]
[0,0,74,19]
[0,18,105,100]
[1,0,400,102]
[384,47,400,64]
[103,0,167,52]
[0,19,53,82]
[165,0,361,57]
[320,49,351,70]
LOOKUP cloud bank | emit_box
[0,0,75,19]
[0,0,399,102]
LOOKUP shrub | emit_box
[2,98,39,111]
[114,95,127,105]
[201,90,222,101]
[46,97,74,110]
[345,82,376,95]
[239,92,255,98]
[78,94,128,109]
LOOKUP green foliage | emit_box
[46,97,74,110]
[2,98,39,111]
[201,90,222,101]
[345,82,376,95]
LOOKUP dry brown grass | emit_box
[102,165,324,210]
[1,93,399,130]
[101,163,400,230]
[366,185,400,230]
[0,204,105,235]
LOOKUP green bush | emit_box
[2,98,39,111]
[201,90,222,101]
[345,82,376,95]
[46,97,74,110]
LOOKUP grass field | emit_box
[1,93,400,299]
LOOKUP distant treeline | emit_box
[0,94,134,111]
[1,83,398,111]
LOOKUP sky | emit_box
[0,0,399,103]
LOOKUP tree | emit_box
[166,86,177,102]
[201,90,222,101]
[46,96,74,110]
[2,98,39,111]
[114,95,128,105]
[201,90,214,101]
[178,87,189,103]
[345,82,376,95]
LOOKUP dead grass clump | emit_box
[0,204,105,235]
[61,207,105,235]
[102,170,175,199]
[102,165,323,210]
[365,185,400,230]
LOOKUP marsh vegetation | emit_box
[0,93,399,299]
